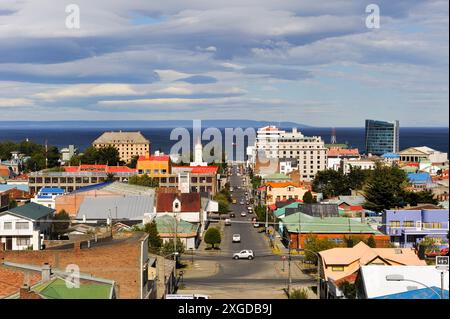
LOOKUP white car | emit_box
[253,223,260,228]
[232,234,241,243]
[240,212,247,217]
[225,219,231,226]
[233,250,254,260]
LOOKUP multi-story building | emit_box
[92,131,150,163]
[342,157,377,174]
[365,119,400,156]
[399,146,448,165]
[251,126,327,181]
[327,147,360,171]
[382,208,449,247]
[30,187,65,209]
[137,153,171,179]
[162,166,219,195]
[264,181,312,206]
[28,165,137,194]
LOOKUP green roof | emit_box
[401,166,417,173]
[273,202,302,218]
[280,212,382,234]
[264,173,290,180]
[33,278,113,299]
[325,143,348,149]
[156,215,198,235]
[6,202,54,220]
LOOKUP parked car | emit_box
[240,212,247,217]
[225,219,232,226]
[229,213,236,218]
[232,199,237,204]
[253,222,260,228]
[233,250,254,260]
[232,234,241,243]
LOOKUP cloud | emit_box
[0,98,34,107]
[176,75,218,84]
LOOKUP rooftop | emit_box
[93,131,150,144]
[155,215,199,237]
[4,202,55,220]
[156,193,201,212]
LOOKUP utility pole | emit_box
[288,238,292,298]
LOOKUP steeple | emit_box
[190,136,207,166]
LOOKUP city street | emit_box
[180,164,316,299]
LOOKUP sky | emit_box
[0,0,448,127]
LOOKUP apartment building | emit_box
[92,131,150,163]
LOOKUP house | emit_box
[155,215,200,250]
[264,181,311,206]
[336,195,365,217]
[382,208,449,247]
[0,191,9,212]
[1,262,116,299]
[399,146,448,165]
[30,187,65,209]
[0,185,32,206]
[75,194,155,225]
[357,265,449,299]
[0,231,155,299]
[318,242,426,299]
[327,147,360,171]
[407,172,433,191]
[280,212,390,249]
[342,158,377,174]
[0,203,54,250]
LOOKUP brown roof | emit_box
[156,193,201,212]
[0,265,41,298]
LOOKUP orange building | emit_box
[136,155,171,180]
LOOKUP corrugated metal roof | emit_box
[76,194,155,220]
[5,202,55,220]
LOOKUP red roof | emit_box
[156,193,201,212]
[64,165,136,173]
[328,148,359,157]
[172,166,218,174]
[138,155,170,161]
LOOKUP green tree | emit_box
[106,173,116,182]
[128,174,159,187]
[366,236,376,248]
[289,288,309,299]
[312,169,348,199]
[214,193,230,215]
[52,210,70,236]
[161,238,185,256]
[127,155,139,169]
[344,235,365,247]
[144,221,163,254]
[8,199,17,209]
[302,191,316,204]
[346,166,371,191]
[339,281,357,299]
[304,236,337,264]
[363,164,408,212]
[204,227,221,249]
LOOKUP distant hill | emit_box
[0,120,311,129]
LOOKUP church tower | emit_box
[190,136,207,166]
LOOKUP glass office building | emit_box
[365,120,399,155]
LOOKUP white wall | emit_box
[0,213,43,250]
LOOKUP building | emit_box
[357,266,448,299]
[0,232,155,299]
[60,145,77,165]
[163,166,219,195]
[1,262,116,299]
[92,131,150,163]
[342,157,377,174]
[407,172,433,191]
[28,165,137,194]
[155,215,200,250]
[399,146,448,165]
[55,181,155,217]
[250,126,328,181]
[279,158,298,175]
[30,187,65,209]
[264,181,311,206]
[327,147,360,171]
[318,242,426,299]
[0,185,32,207]
[0,191,9,212]
[137,153,171,180]
[190,137,208,167]
[382,208,449,247]
[365,119,400,156]
[0,203,54,251]
[280,212,390,249]
[75,194,155,225]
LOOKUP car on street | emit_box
[225,219,231,226]
[232,199,237,204]
[233,250,254,260]
[232,234,241,243]
[240,200,245,205]
[240,212,247,217]
[229,213,236,218]
[253,222,260,228]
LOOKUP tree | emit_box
[127,155,139,169]
[214,192,230,216]
[346,166,371,191]
[312,169,348,199]
[144,221,163,254]
[302,191,316,204]
[344,235,365,247]
[204,227,221,249]
[106,173,116,182]
[363,164,408,212]
[52,210,70,237]
[8,199,17,209]
[366,235,376,248]
[161,238,185,256]
[339,281,357,299]
[289,288,309,299]
[128,174,159,187]
[304,236,337,264]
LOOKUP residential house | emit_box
[30,187,65,209]
[0,184,32,206]
[357,265,448,299]
[342,157,377,174]
[155,215,200,250]
[264,181,311,206]
[327,147,360,171]
[382,208,449,247]
[318,242,426,299]
[0,203,54,250]
[407,172,433,191]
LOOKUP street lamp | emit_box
[385,274,443,299]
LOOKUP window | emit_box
[389,221,400,228]
[16,238,31,246]
[423,223,443,229]
[4,222,12,230]
[331,266,344,271]
[403,221,414,227]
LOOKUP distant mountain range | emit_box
[0,120,312,129]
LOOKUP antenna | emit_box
[330,128,337,144]
[45,139,48,169]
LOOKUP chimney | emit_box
[41,263,51,282]
[74,241,81,253]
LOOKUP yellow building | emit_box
[264,181,311,206]
[93,131,150,163]
[137,155,171,179]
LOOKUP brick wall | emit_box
[288,233,391,249]
[0,233,146,299]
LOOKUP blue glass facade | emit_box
[365,120,399,155]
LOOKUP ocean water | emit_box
[0,126,448,156]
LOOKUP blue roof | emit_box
[407,173,432,184]
[374,287,449,299]
[0,184,30,192]
[69,182,113,194]
[382,153,400,159]
[39,187,65,194]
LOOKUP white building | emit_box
[342,158,377,174]
[0,202,54,250]
[190,137,208,167]
[60,145,77,165]
[30,187,65,209]
[399,146,448,165]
